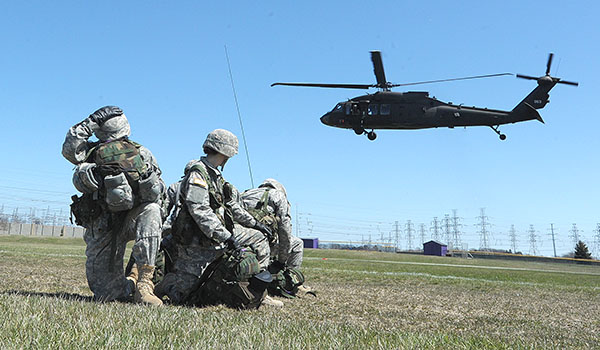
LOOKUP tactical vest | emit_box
[89,139,147,183]
[172,162,235,245]
[245,189,278,242]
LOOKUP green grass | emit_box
[1,235,599,349]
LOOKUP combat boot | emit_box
[261,295,283,307]
[126,263,138,286]
[297,284,317,297]
[135,264,163,306]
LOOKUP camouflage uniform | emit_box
[62,108,164,302]
[158,158,264,304]
[157,130,272,305]
[241,179,303,268]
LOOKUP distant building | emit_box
[301,238,319,249]
[423,240,447,256]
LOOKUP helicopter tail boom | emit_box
[509,101,544,124]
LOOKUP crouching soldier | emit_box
[154,129,278,307]
[242,179,314,297]
[63,106,165,305]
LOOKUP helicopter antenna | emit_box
[225,45,255,187]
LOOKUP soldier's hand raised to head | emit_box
[88,106,123,126]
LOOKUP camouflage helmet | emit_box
[94,112,131,142]
[259,178,287,197]
[72,162,99,193]
[203,129,238,158]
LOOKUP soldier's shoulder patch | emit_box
[189,172,208,189]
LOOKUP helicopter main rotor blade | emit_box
[271,82,373,89]
[546,53,554,75]
[370,51,388,88]
[557,79,579,86]
[390,73,513,87]
[516,74,539,81]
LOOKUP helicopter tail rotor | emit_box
[516,53,579,87]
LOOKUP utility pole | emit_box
[528,224,538,256]
[569,223,581,246]
[405,220,414,250]
[509,224,517,253]
[451,209,462,248]
[431,217,441,241]
[476,208,491,251]
[549,223,557,258]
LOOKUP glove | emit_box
[89,106,123,126]
[225,235,241,251]
[270,260,286,272]
[253,221,273,240]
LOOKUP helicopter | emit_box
[271,51,578,140]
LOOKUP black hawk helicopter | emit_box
[272,51,578,140]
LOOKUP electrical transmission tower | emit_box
[528,224,538,256]
[443,214,452,245]
[394,221,401,250]
[431,217,441,241]
[509,224,518,253]
[592,223,600,258]
[569,223,582,246]
[405,220,415,250]
[451,209,462,248]
[419,223,427,247]
[476,208,491,251]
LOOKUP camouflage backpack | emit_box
[91,139,147,183]
[189,248,271,309]
[268,266,305,298]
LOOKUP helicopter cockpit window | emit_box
[368,104,378,115]
[345,103,351,115]
[380,104,391,115]
[333,103,343,112]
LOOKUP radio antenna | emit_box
[225,45,254,187]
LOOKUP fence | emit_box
[0,223,84,238]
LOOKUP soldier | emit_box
[241,179,303,269]
[63,106,165,305]
[242,179,313,296]
[154,129,280,307]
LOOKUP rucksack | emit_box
[268,266,305,298]
[92,139,147,183]
[189,248,271,309]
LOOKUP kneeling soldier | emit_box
[63,106,165,305]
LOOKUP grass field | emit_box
[1,235,599,349]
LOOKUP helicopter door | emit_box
[368,104,378,116]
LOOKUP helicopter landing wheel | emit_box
[367,131,377,140]
[490,125,506,140]
[354,127,365,135]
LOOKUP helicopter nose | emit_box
[320,113,331,126]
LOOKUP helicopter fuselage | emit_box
[320,91,531,131]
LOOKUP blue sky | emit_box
[1,1,599,257]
